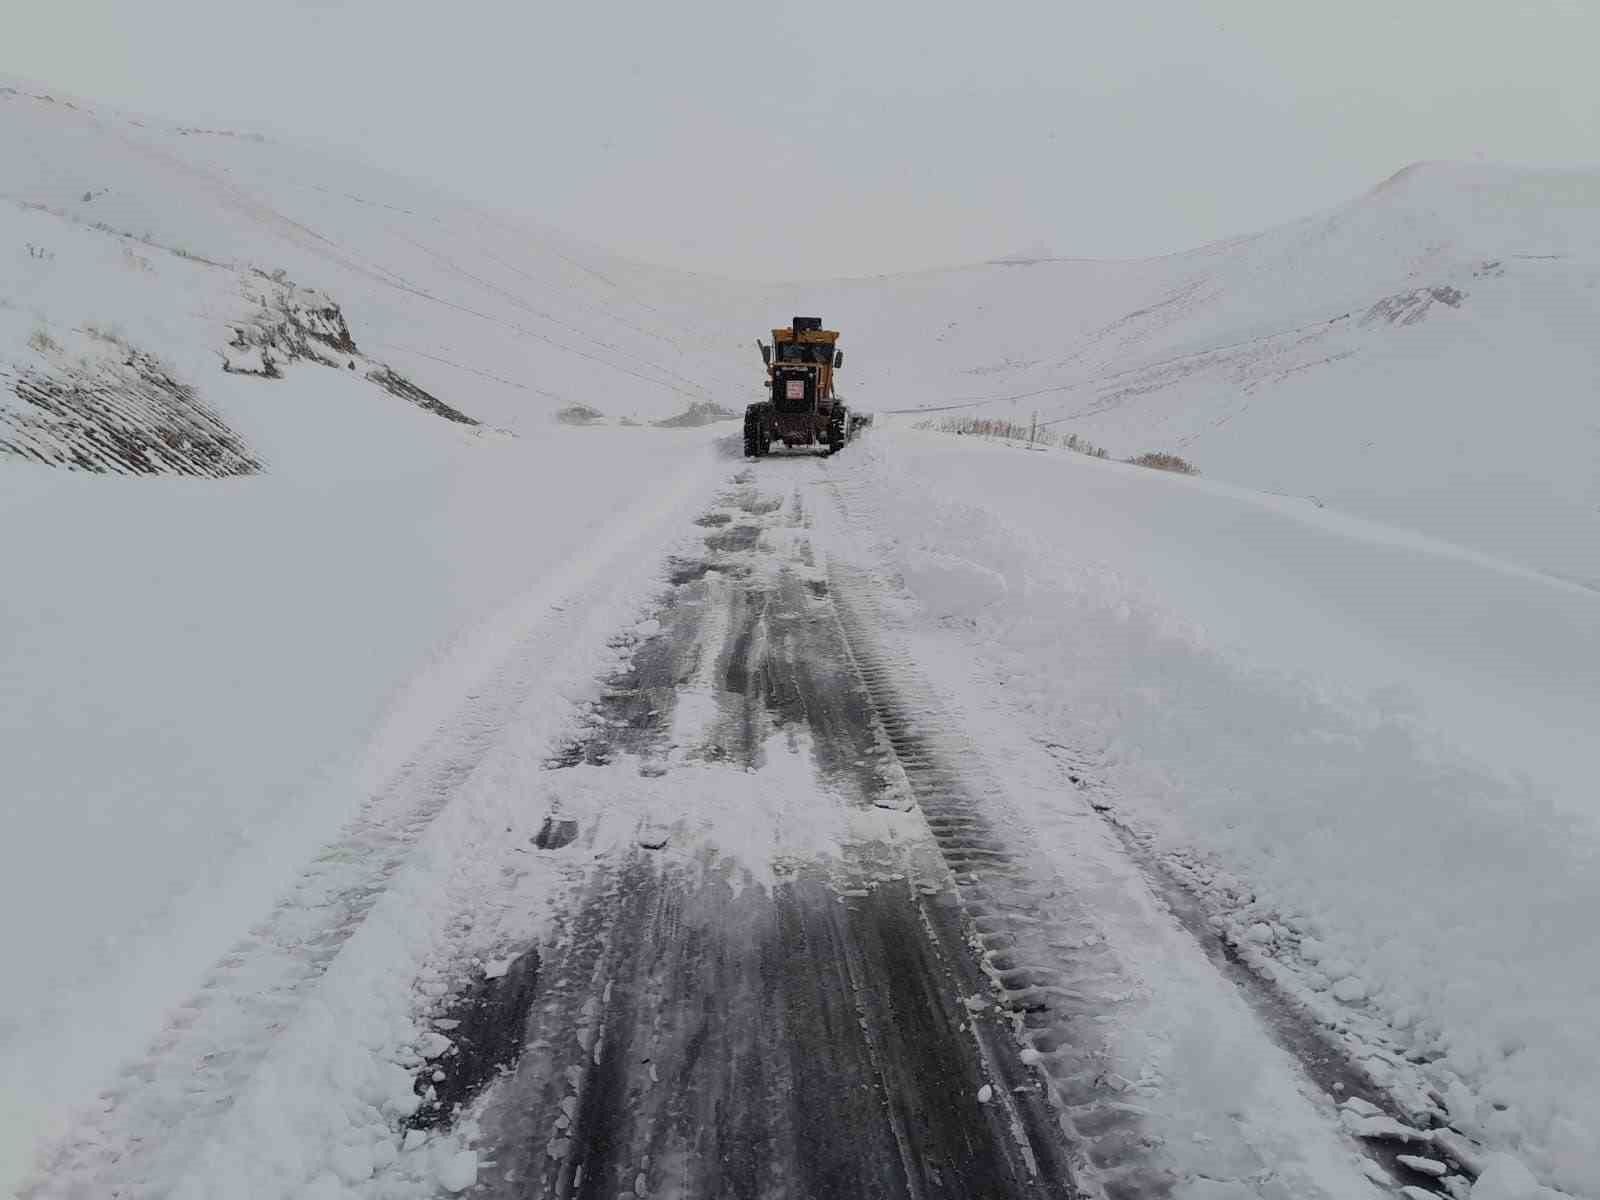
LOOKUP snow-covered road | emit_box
[18,430,1590,1199]
[21,442,1424,1199]
[461,464,1079,1198]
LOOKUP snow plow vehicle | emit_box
[745,317,857,457]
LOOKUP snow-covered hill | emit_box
[785,162,1600,586]
[0,75,759,454]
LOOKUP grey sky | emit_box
[10,0,1598,278]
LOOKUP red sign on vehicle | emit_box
[786,380,806,400]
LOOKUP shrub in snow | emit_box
[556,402,605,425]
[914,415,1109,457]
[1125,451,1198,475]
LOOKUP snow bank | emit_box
[839,429,1600,1195]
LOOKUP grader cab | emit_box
[745,317,856,457]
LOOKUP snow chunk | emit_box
[1245,922,1275,945]
[1340,1109,1431,1144]
[637,824,670,850]
[388,1087,422,1118]
[1470,1154,1543,1200]
[1361,1160,1393,1185]
[437,1149,479,1193]
[872,781,915,811]
[1331,976,1368,1003]
[1398,1154,1449,1177]
[418,1030,453,1057]
[976,1084,993,1103]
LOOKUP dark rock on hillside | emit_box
[2,349,259,477]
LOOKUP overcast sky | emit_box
[10,0,1598,278]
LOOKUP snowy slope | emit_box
[0,76,758,435]
[780,163,1600,586]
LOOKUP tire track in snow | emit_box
[824,550,1172,1200]
[459,465,1081,1199]
[1036,743,1481,1196]
[813,451,1454,1198]
[22,680,522,1199]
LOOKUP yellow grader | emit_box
[745,317,858,457]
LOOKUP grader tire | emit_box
[826,407,848,455]
[744,407,768,458]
